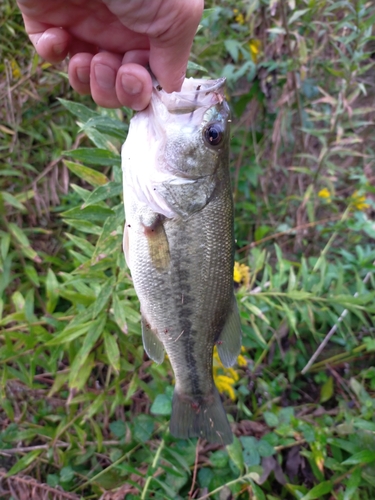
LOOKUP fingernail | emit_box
[53,42,66,56]
[121,74,143,95]
[76,67,90,84]
[94,64,116,89]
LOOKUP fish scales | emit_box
[122,77,242,445]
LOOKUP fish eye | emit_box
[203,122,224,147]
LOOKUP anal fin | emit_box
[217,294,242,368]
[141,315,164,364]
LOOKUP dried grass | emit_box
[0,470,81,500]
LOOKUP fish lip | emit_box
[151,77,227,114]
[154,77,226,95]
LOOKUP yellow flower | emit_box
[237,354,247,367]
[318,188,331,200]
[248,39,262,63]
[233,9,245,25]
[10,59,21,80]
[350,190,369,211]
[212,346,246,401]
[233,262,250,287]
[215,375,236,401]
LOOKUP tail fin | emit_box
[169,387,233,445]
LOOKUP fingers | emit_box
[68,51,153,109]
[29,27,71,63]
[116,61,152,111]
[68,53,93,95]
[89,52,123,108]
[148,0,204,93]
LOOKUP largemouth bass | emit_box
[121,77,241,445]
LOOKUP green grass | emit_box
[1,0,375,499]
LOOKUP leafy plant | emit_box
[1,0,375,499]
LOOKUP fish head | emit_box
[122,77,231,218]
[153,77,230,179]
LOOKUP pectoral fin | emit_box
[217,295,242,368]
[141,213,170,271]
[123,223,131,269]
[141,315,165,364]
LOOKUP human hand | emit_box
[17,0,203,110]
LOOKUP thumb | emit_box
[148,0,203,93]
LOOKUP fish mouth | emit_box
[152,77,226,114]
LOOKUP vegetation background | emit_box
[1,0,375,498]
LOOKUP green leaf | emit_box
[112,293,128,333]
[263,411,279,427]
[258,439,275,457]
[7,450,43,476]
[286,290,312,300]
[71,353,96,391]
[320,376,334,403]
[255,225,271,242]
[153,477,181,498]
[8,223,41,262]
[150,394,172,416]
[60,465,75,483]
[164,448,191,473]
[64,148,121,167]
[69,314,106,387]
[243,301,270,324]
[249,478,266,500]
[362,470,375,488]
[1,191,25,211]
[82,181,123,208]
[84,393,106,420]
[46,268,59,314]
[227,435,244,473]
[46,321,93,345]
[61,205,114,223]
[12,290,24,311]
[92,204,124,261]
[64,160,109,187]
[1,232,10,260]
[342,450,375,465]
[58,98,99,122]
[70,183,91,201]
[210,449,228,468]
[103,331,120,373]
[65,233,96,258]
[81,116,128,141]
[109,420,127,438]
[240,436,260,466]
[133,414,154,443]
[63,219,102,235]
[285,483,308,499]
[288,8,310,25]
[92,280,114,319]
[300,481,333,500]
[225,39,241,63]
[343,467,362,500]
[187,60,208,73]
[24,264,40,287]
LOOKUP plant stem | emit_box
[198,471,260,500]
[312,207,351,273]
[141,438,165,500]
[303,259,374,373]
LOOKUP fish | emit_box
[121,77,242,445]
